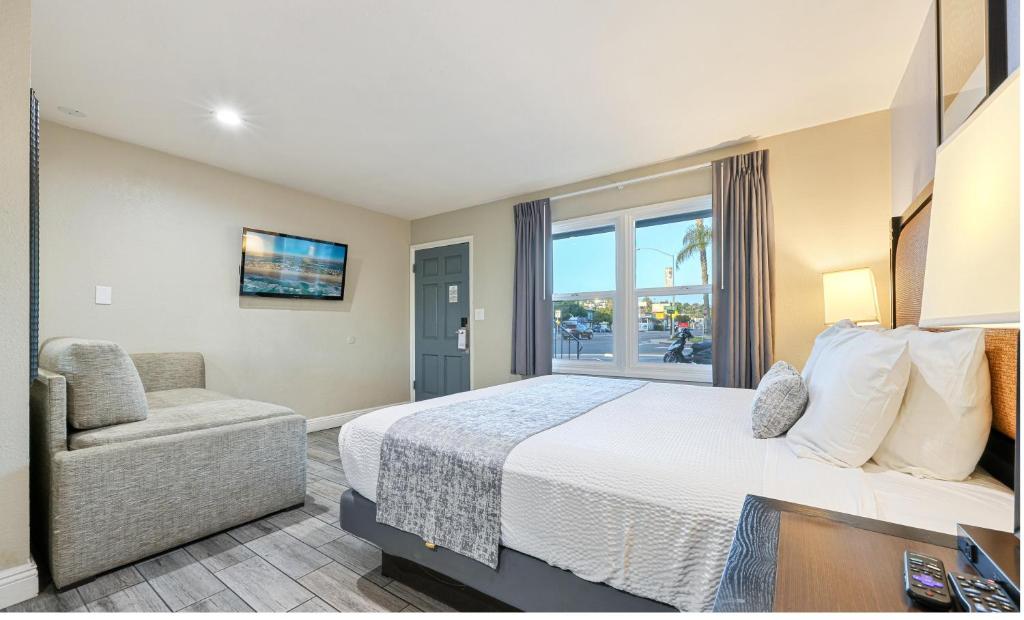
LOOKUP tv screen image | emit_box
[239,228,348,299]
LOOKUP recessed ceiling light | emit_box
[214,108,243,127]
[57,106,86,118]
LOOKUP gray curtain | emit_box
[29,90,40,382]
[511,199,553,376]
[712,150,774,388]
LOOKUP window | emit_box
[635,210,713,373]
[552,196,713,382]
[552,224,616,362]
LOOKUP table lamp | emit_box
[920,71,1019,330]
[920,70,1020,550]
[822,267,880,325]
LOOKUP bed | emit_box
[338,191,1017,612]
[339,381,1012,611]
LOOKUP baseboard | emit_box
[0,559,38,610]
[305,401,408,433]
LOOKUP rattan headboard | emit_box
[891,196,1019,488]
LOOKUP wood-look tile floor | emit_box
[4,429,456,613]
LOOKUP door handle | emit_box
[457,317,468,352]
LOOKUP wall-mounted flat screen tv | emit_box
[239,227,348,300]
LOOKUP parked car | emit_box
[560,320,593,340]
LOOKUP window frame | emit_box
[552,195,713,383]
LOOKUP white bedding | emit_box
[339,376,1014,612]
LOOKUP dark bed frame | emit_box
[340,489,675,612]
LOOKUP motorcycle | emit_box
[662,328,712,364]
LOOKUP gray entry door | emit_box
[414,243,470,401]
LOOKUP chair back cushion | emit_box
[39,338,148,430]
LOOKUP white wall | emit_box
[41,122,411,419]
[890,2,938,216]
[0,0,35,606]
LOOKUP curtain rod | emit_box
[549,162,711,201]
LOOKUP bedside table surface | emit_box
[714,495,977,612]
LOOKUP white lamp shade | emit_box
[823,268,880,324]
[921,71,1020,328]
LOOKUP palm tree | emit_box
[675,218,712,320]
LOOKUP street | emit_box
[552,330,711,364]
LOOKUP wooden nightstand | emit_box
[713,495,980,612]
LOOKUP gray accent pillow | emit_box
[751,361,808,439]
[39,338,148,430]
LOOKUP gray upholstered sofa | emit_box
[30,339,306,588]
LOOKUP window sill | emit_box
[552,360,712,384]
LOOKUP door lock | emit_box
[457,317,469,351]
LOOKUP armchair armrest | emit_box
[31,369,67,455]
[130,352,205,392]
[30,369,67,572]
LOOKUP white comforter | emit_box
[339,376,1014,611]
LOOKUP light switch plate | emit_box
[474,308,485,321]
[95,285,112,305]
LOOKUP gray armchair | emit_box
[30,342,306,588]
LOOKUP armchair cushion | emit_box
[39,338,148,430]
[68,396,295,450]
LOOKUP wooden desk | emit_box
[713,495,977,612]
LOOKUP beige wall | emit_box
[412,111,893,387]
[0,0,34,594]
[764,111,893,361]
[890,1,938,216]
[41,122,411,419]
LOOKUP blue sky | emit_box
[553,217,711,294]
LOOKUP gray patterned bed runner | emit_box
[375,375,646,568]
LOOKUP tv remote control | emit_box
[948,572,1019,613]
[904,551,952,610]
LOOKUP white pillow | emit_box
[800,319,859,378]
[872,327,991,480]
[787,327,911,467]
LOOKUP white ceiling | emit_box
[31,0,930,220]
